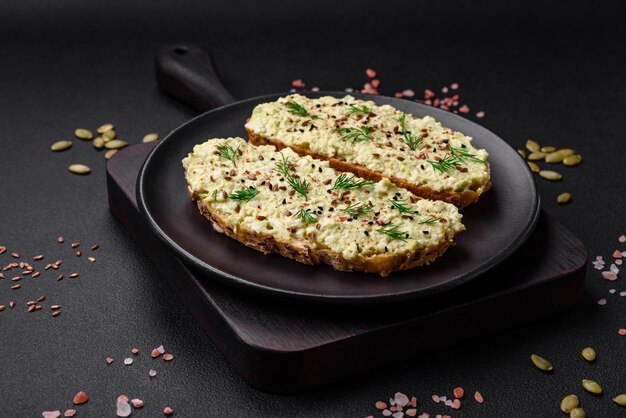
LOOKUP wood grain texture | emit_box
[107,143,587,393]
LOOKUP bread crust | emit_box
[190,189,455,277]
[246,128,491,209]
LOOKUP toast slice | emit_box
[182,137,465,277]
[245,94,491,208]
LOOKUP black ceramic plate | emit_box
[138,92,539,304]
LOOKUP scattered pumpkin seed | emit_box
[105,149,118,160]
[570,407,586,418]
[51,140,73,152]
[557,192,571,204]
[102,130,117,140]
[517,149,527,159]
[74,129,93,140]
[528,151,547,161]
[563,155,582,166]
[560,395,579,413]
[545,150,568,163]
[531,354,554,371]
[527,161,540,173]
[613,394,626,407]
[97,123,114,134]
[581,347,596,362]
[526,139,540,152]
[558,148,576,157]
[539,170,562,181]
[104,140,128,150]
[143,133,160,143]
[68,164,91,175]
[93,137,105,149]
[581,379,602,395]
[541,146,556,153]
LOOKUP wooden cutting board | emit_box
[107,142,587,394]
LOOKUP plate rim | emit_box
[137,91,540,304]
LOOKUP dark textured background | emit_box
[1,1,625,416]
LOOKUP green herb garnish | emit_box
[398,112,424,151]
[228,187,260,202]
[294,208,317,224]
[211,190,218,201]
[217,144,239,166]
[376,224,410,242]
[389,199,416,214]
[286,176,310,199]
[331,173,375,190]
[427,155,461,173]
[450,146,483,164]
[285,100,313,118]
[338,126,375,143]
[419,217,442,225]
[348,104,372,115]
[274,152,293,177]
[341,201,373,219]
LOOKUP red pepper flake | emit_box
[72,391,89,405]
[366,68,377,78]
[338,216,348,222]
[291,79,305,88]
[163,406,174,416]
[474,391,484,403]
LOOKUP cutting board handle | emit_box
[155,44,236,113]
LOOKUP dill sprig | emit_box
[398,113,424,151]
[348,104,372,115]
[419,217,442,225]
[450,146,483,164]
[274,152,293,177]
[331,173,375,190]
[376,224,410,242]
[294,208,317,224]
[228,187,260,202]
[341,201,373,219]
[286,176,310,199]
[217,144,239,166]
[211,190,218,201]
[389,199,416,214]
[338,126,375,143]
[427,155,461,173]
[285,100,314,118]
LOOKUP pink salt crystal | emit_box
[117,395,129,403]
[619,328,626,336]
[392,412,404,418]
[42,411,61,418]
[149,369,157,377]
[619,235,626,243]
[451,399,461,410]
[311,87,320,92]
[613,250,623,258]
[597,298,607,305]
[402,89,415,98]
[476,111,485,118]
[474,391,484,403]
[395,392,410,407]
[383,409,392,417]
[131,399,144,409]
[366,68,377,78]
[602,271,618,281]
[444,399,452,406]
[451,83,459,90]
[291,79,305,88]
[617,260,623,265]
[157,345,165,354]
[406,409,417,417]
[64,410,76,418]
[117,400,132,417]
[442,87,449,93]
[432,395,440,403]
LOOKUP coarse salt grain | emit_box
[395,392,409,407]
[376,401,388,410]
[620,291,626,297]
[124,358,133,366]
[453,387,464,399]
[382,410,392,417]
[72,391,89,405]
[609,289,616,294]
[617,260,623,265]
[64,409,76,417]
[164,406,174,416]
[131,399,144,409]
[366,68,377,78]
[406,409,417,417]
[620,235,626,243]
[432,395,440,403]
[291,79,305,88]
[474,391,484,403]
[402,89,415,98]
[157,345,165,354]
[613,250,623,258]
[619,329,626,336]
[451,83,459,90]
[149,369,157,377]
[602,271,617,281]
[597,298,607,305]
[476,111,485,118]
[163,353,174,361]
[131,347,139,354]
[610,264,619,274]
[116,400,132,417]
[106,357,114,364]
[42,411,61,418]
[451,399,461,410]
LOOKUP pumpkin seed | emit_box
[539,170,562,181]
[560,395,579,413]
[527,162,540,173]
[51,140,72,152]
[563,155,582,166]
[581,347,596,362]
[541,146,556,153]
[570,407,586,418]
[557,192,571,204]
[528,151,547,161]
[74,129,93,140]
[103,130,117,140]
[531,354,554,371]
[97,123,114,134]
[558,148,576,157]
[104,140,128,150]
[526,139,540,152]
[613,394,626,407]
[143,133,160,143]
[517,149,527,159]
[545,150,568,163]
[582,379,602,394]
[105,149,118,160]
[93,137,105,149]
[68,164,91,175]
